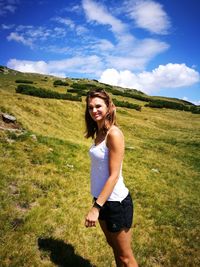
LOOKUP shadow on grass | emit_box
[38,237,95,267]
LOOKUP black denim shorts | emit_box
[95,193,134,233]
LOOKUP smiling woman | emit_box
[84,88,138,267]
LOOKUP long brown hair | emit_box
[85,88,117,139]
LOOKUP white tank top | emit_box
[89,138,129,201]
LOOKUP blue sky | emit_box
[0,0,200,104]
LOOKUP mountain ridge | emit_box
[0,65,196,106]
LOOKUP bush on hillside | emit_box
[168,98,194,106]
[85,83,97,88]
[113,99,141,111]
[71,83,88,90]
[109,88,151,102]
[15,79,33,84]
[189,105,200,114]
[77,91,88,96]
[145,99,191,112]
[67,88,88,96]
[126,88,146,95]
[0,66,5,72]
[41,77,48,82]
[53,80,69,86]
[16,84,82,101]
[104,86,113,92]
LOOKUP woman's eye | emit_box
[89,105,101,110]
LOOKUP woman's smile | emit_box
[93,113,101,119]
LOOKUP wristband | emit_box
[93,201,102,210]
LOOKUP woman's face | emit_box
[88,97,108,123]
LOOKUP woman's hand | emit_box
[85,207,99,228]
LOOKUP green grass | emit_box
[0,68,200,266]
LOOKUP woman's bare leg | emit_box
[99,220,123,266]
[99,220,138,267]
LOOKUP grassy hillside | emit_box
[0,67,200,267]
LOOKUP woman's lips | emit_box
[94,114,101,119]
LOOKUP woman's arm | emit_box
[85,127,124,227]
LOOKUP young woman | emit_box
[84,89,138,267]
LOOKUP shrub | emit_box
[85,83,97,88]
[67,88,79,93]
[126,88,146,95]
[145,99,191,112]
[15,79,33,84]
[16,84,82,102]
[113,99,141,111]
[77,91,88,96]
[123,92,150,102]
[53,80,69,86]
[108,88,151,102]
[67,88,88,96]
[71,83,88,90]
[41,77,48,82]
[104,86,113,92]
[189,106,200,114]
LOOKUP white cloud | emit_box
[62,4,82,13]
[53,16,89,36]
[99,63,200,94]
[105,38,169,70]
[82,0,127,34]
[6,25,68,48]
[53,17,75,29]
[4,4,16,12]
[76,25,88,35]
[106,56,146,71]
[0,0,19,16]
[1,23,15,29]
[53,27,67,38]
[5,0,170,74]
[70,4,81,12]
[91,39,114,52]
[48,56,103,76]
[126,0,171,34]
[182,97,200,106]
[193,100,200,106]
[7,32,33,47]
[7,59,48,74]
[80,0,170,71]
[42,45,70,54]
[132,38,169,58]
[49,72,66,78]
[7,56,104,77]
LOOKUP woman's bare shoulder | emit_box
[107,126,124,146]
[108,125,123,136]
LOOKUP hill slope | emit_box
[0,67,200,267]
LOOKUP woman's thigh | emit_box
[99,219,133,253]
